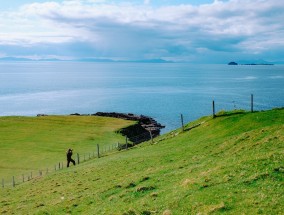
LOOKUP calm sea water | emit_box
[0,62,283,133]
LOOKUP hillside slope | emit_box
[0,115,135,180]
[1,109,283,214]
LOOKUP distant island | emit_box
[228,61,238,65]
[228,61,274,65]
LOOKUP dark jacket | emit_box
[67,149,73,160]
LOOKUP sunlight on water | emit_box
[0,62,283,133]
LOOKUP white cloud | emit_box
[0,0,283,62]
[144,0,151,5]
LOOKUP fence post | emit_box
[12,176,15,187]
[2,178,4,188]
[212,100,216,118]
[251,94,254,112]
[149,130,153,144]
[59,162,61,170]
[181,114,184,131]
[97,144,100,158]
[31,172,33,179]
[77,153,80,164]
[22,174,25,182]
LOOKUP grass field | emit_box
[0,115,135,180]
[0,109,283,214]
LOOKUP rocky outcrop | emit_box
[94,112,165,143]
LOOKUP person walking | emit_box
[66,148,76,167]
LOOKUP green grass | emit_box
[0,109,283,214]
[0,115,135,180]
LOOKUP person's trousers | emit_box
[67,158,76,167]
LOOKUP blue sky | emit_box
[0,0,283,63]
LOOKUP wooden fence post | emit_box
[251,94,254,113]
[77,153,80,164]
[12,176,15,187]
[149,130,153,144]
[22,174,25,182]
[212,100,216,118]
[97,144,100,158]
[2,178,4,188]
[181,114,184,131]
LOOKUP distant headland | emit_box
[37,112,165,144]
[0,57,173,63]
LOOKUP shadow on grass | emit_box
[214,109,248,118]
[184,123,202,132]
[215,107,283,118]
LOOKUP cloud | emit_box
[144,0,150,5]
[0,0,283,62]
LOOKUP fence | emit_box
[179,94,259,131]
[1,142,123,189]
[1,130,152,189]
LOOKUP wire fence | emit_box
[176,93,283,132]
[1,131,151,189]
[0,143,110,188]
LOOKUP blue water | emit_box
[0,62,283,133]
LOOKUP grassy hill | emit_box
[0,109,283,214]
[0,115,135,180]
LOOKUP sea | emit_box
[0,62,283,133]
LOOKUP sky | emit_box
[0,0,283,63]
